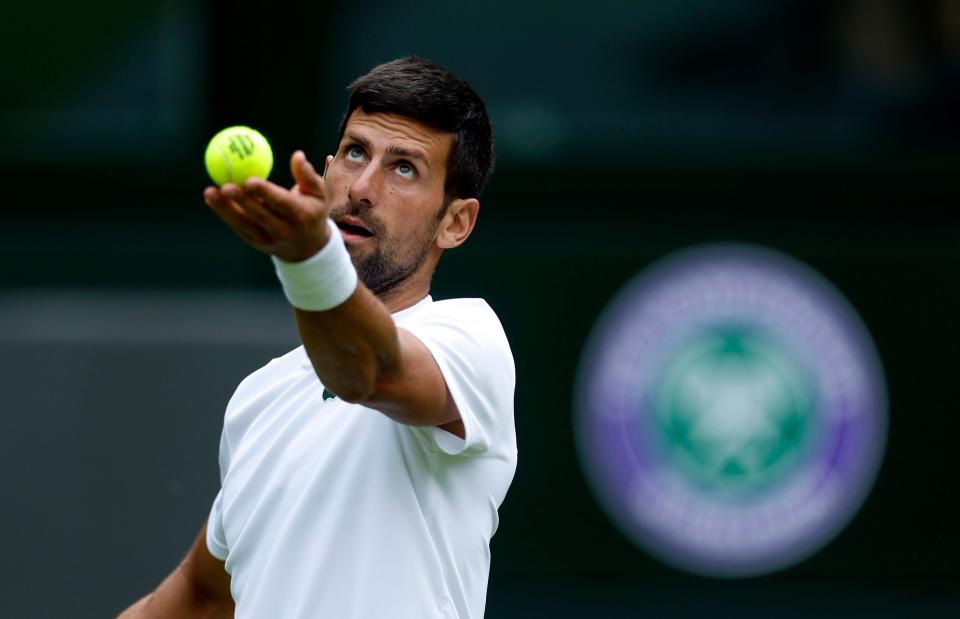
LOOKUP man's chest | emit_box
[220,387,423,539]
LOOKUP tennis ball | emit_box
[205,126,273,186]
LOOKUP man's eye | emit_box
[395,163,415,179]
[345,146,364,162]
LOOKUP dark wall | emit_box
[2,1,959,617]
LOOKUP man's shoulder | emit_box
[401,297,506,338]
[400,296,513,369]
[229,346,309,402]
[401,296,499,324]
[253,345,309,376]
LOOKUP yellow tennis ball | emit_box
[204,126,273,186]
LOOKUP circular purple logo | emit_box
[575,244,887,577]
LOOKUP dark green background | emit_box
[2,1,958,616]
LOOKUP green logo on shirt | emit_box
[322,388,337,401]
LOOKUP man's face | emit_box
[324,109,452,296]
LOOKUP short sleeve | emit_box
[206,489,229,561]
[206,422,231,560]
[399,299,515,456]
[202,348,299,563]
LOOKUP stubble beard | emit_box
[351,240,433,297]
[330,202,439,298]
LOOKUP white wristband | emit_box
[271,219,358,311]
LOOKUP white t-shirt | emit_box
[206,296,516,619]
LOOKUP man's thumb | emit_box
[291,150,324,197]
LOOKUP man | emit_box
[119,56,516,618]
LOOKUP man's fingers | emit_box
[202,186,220,206]
[223,183,287,236]
[206,154,328,260]
[290,150,326,198]
[243,178,299,222]
[204,187,271,246]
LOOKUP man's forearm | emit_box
[294,283,401,403]
[118,561,233,618]
[293,281,459,430]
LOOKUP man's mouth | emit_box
[335,217,374,242]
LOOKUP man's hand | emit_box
[203,146,462,435]
[203,150,332,263]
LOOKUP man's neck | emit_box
[372,254,438,313]
[377,277,431,314]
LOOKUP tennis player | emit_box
[118,56,516,618]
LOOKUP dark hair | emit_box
[338,56,495,201]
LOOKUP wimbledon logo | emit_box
[575,244,887,578]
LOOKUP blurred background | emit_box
[2,0,959,616]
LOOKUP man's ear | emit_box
[436,198,480,249]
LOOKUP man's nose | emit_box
[347,162,379,206]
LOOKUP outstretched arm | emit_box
[203,151,464,435]
[291,275,461,433]
[117,521,233,618]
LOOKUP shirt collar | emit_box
[390,294,433,322]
